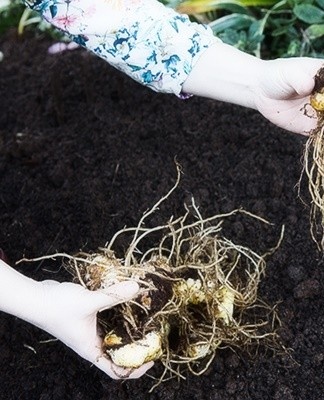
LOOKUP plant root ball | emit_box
[65,203,282,386]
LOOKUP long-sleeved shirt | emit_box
[23,0,217,96]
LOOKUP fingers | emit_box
[127,361,154,379]
[100,281,140,307]
[92,355,130,379]
[93,354,154,379]
[90,281,140,312]
[289,68,315,97]
[83,335,153,380]
[287,59,324,97]
[264,58,324,100]
[85,282,153,379]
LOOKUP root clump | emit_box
[63,190,282,387]
[304,66,324,249]
[19,168,284,388]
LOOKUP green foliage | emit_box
[0,0,63,38]
[172,0,324,58]
[177,0,277,14]
[0,0,25,35]
[0,0,323,59]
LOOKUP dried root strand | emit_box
[303,66,324,250]
[18,166,284,390]
[66,201,282,388]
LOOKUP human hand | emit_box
[254,57,324,135]
[183,42,324,135]
[37,280,153,379]
[1,254,152,378]
[0,260,153,379]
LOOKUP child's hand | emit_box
[38,279,154,379]
[255,57,324,135]
[183,41,323,135]
[1,259,153,378]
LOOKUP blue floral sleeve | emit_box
[23,0,218,97]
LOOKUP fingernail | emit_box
[143,361,154,370]
[102,281,139,303]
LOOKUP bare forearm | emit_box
[0,260,44,327]
[183,41,264,109]
[22,0,264,106]
[22,0,324,135]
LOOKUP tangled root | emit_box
[20,166,284,389]
[303,67,324,249]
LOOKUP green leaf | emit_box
[209,13,256,34]
[293,4,324,24]
[176,0,277,14]
[0,0,11,12]
[271,25,290,36]
[211,2,249,14]
[219,28,241,45]
[286,40,302,57]
[316,0,324,11]
[305,23,324,39]
[288,0,313,6]
[248,19,264,37]
[227,0,277,4]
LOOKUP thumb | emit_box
[87,281,140,312]
[288,59,324,96]
[291,70,315,97]
[93,353,154,379]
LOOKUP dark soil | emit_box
[313,66,324,94]
[1,30,324,400]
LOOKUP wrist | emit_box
[0,260,46,328]
[182,41,265,109]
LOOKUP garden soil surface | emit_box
[1,31,324,400]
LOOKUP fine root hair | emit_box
[18,165,284,389]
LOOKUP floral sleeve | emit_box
[23,0,218,97]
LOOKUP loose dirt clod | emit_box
[303,67,324,249]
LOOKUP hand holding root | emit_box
[254,57,324,135]
[37,280,154,379]
[182,41,324,134]
[16,166,283,390]
[1,257,152,378]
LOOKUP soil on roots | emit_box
[304,66,324,249]
[0,30,324,400]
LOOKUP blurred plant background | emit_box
[171,0,324,58]
[0,0,62,38]
[0,0,324,58]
